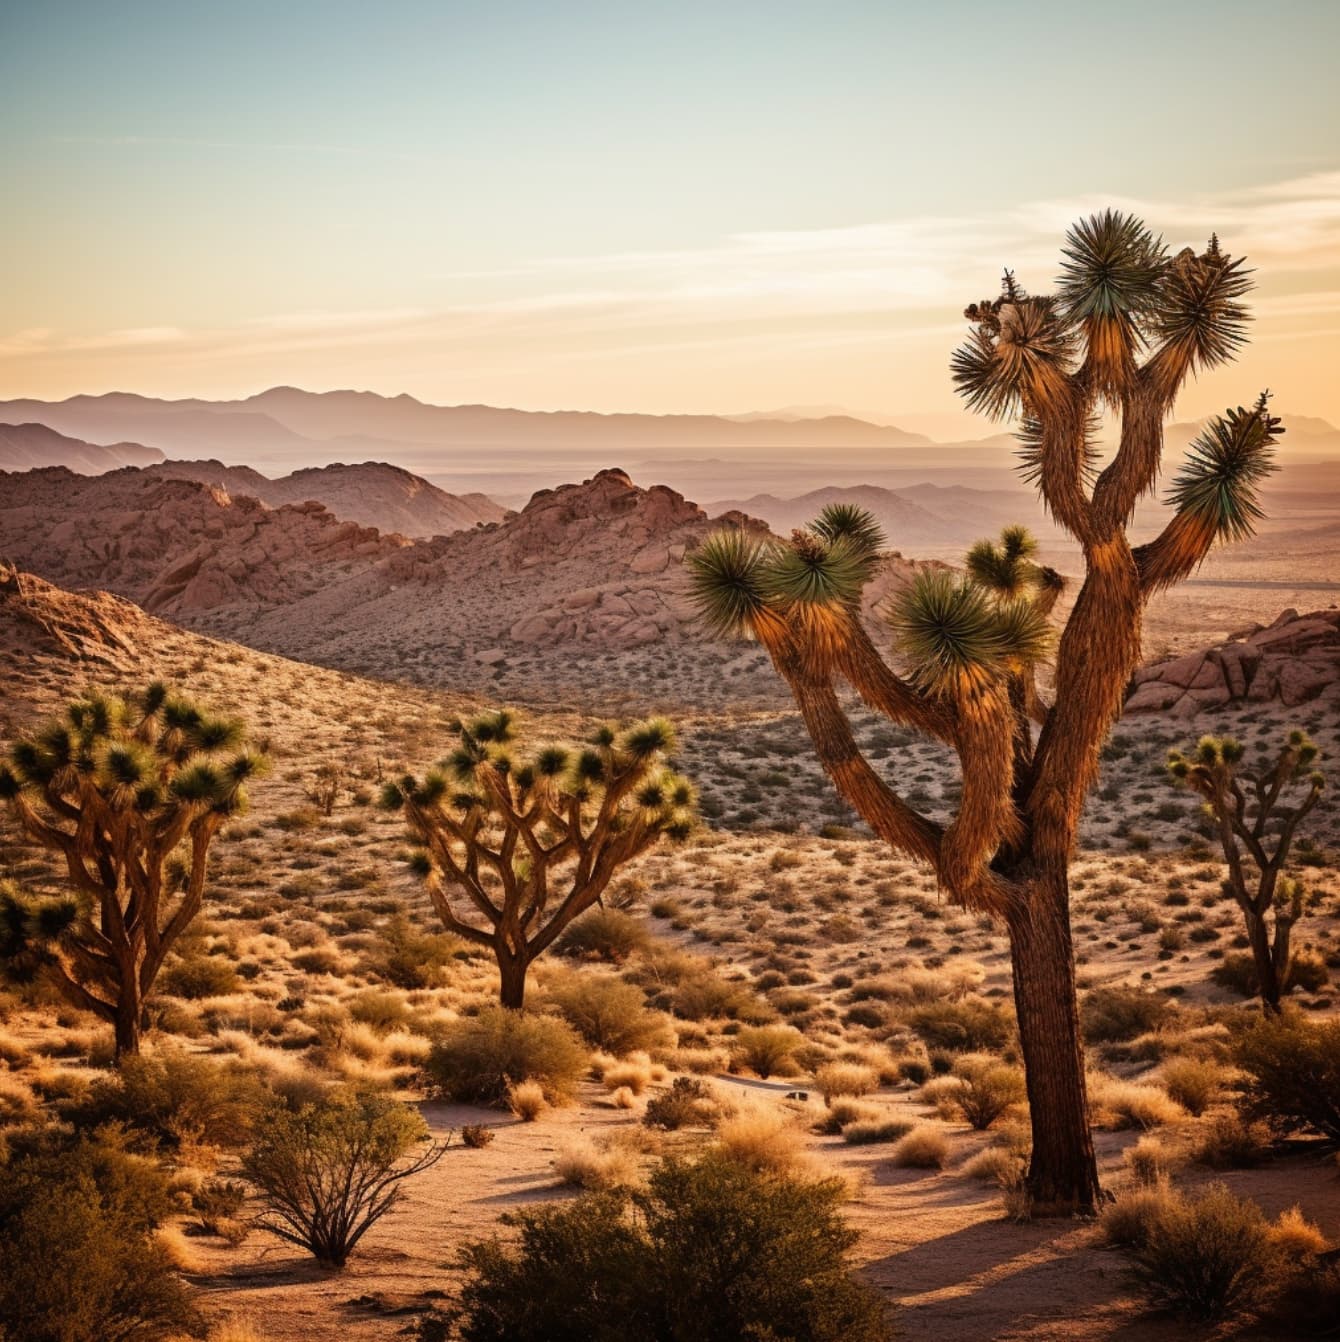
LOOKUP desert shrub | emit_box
[1212,949,1330,999]
[160,952,241,999]
[425,1008,588,1107]
[0,1129,203,1342]
[643,1075,717,1131]
[815,1061,880,1103]
[191,1178,247,1234]
[347,990,414,1033]
[74,1049,267,1150]
[1263,1258,1340,1337]
[1081,987,1169,1044]
[455,1152,892,1342]
[906,999,1012,1052]
[890,1124,949,1168]
[1156,1056,1225,1117]
[1234,1013,1340,1142]
[1098,1178,1176,1248]
[547,975,672,1055]
[1193,1112,1272,1168]
[555,908,652,963]
[1126,1182,1282,1322]
[843,1118,913,1146]
[461,1124,495,1148]
[244,1089,447,1267]
[954,1064,1026,1130]
[376,916,470,990]
[732,1025,804,1079]
[629,945,773,1023]
[1088,1074,1184,1131]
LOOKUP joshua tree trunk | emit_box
[1006,867,1101,1211]
[1244,911,1283,1014]
[496,946,530,1009]
[114,976,144,1058]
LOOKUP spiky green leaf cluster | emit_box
[0,684,265,818]
[1149,237,1253,370]
[1056,210,1167,324]
[889,569,1051,697]
[688,509,887,640]
[952,287,1076,420]
[1166,395,1281,543]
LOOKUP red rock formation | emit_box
[1126,608,1340,716]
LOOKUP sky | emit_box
[3,0,1339,436]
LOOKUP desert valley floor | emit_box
[1,529,1338,1339]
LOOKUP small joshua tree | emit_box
[244,1089,449,1268]
[0,683,264,1058]
[383,709,694,1007]
[690,213,1279,1213]
[1168,731,1325,1012]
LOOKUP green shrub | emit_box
[546,975,673,1055]
[1127,1183,1281,1322]
[72,1049,267,1150]
[456,1153,891,1342]
[1157,1057,1226,1117]
[955,1064,1026,1130]
[159,952,240,999]
[0,1129,203,1341]
[1081,987,1169,1044]
[643,1076,717,1131]
[244,1089,446,1267]
[732,1025,805,1079]
[426,1008,588,1106]
[1234,1013,1340,1142]
[555,908,652,963]
[907,999,1012,1052]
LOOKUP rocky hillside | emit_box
[0,467,407,618]
[1126,608,1340,716]
[143,458,505,537]
[0,422,164,473]
[0,565,153,673]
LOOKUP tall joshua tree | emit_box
[0,684,264,1057]
[1168,730,1325,1013]
[689,213,1280,1213]
[383,710,694,1007]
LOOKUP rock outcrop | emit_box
[0,466,408,618]
[1126,608,1340,716]
[143,458,505,537]
[0,566,150,669]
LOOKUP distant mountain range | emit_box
[0,422,165,473]
[0,388,934,477]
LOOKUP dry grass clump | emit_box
[1270,1205,1329,1257]
[507,1079,547,1122]
[814,1097,879,1135]
[961,1143,1024,1184]
[1123,1134,1181,1184]
[843,1118,913,1146]
[814,1061,879,1103]
[547,973,674,1056]
[610,1085,637,1109]
[554,1135,640,1190]
[644,1075,721,1131]
[1099,1177,1178,1247]
[211,1319,270,1342]
[1087,1071,1185,1130]
[1157,1056,1229,1116]
[714,1106,808,1175]
[918,1074,967,1118]
[890,1124,949,1169]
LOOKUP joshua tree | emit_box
[1168,730,1325,1012]
[0,684,264,1058]
[689,212,1279,1213]
[383,710,694,1007]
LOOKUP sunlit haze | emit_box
[4,0,1339,435]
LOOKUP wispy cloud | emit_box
[5,170,1339,384]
